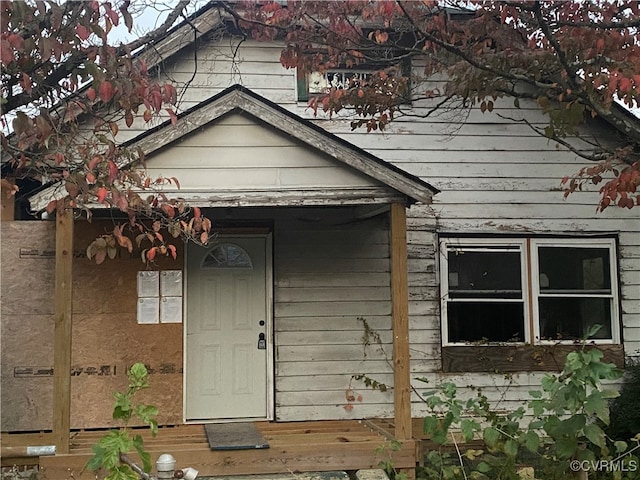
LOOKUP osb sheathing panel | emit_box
[1,220,185,431]
[1,222,56,431]
[1,221,56,315]
[71,221,184,428]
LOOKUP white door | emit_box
[185,235,271,421]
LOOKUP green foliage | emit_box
[608,359,640,442]
[87,363,158,480]
[376,440,409,480]
[418,339,640,480]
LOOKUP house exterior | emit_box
[1,3,639,477]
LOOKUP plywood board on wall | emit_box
[69,313,183,428]
[1,221,56,431]
[1,220,185,431]
[70,221,185,428]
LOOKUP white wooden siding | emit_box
[273,215,395,420]
[120,36,639,419]
[143,112,385,195]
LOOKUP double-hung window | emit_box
[441,239,529,344]
[531,238,618,342]
[440,237,619,346]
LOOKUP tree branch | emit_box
[395,1,562,94]
[124,0,191,53]
[2,0,190,114]
[496,113,612,162]
[532,1,578,88]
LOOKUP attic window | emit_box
[202,243,253,269]
[297,58,411,102]
[306,69,378,95]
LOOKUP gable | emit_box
[142,112,402,206]
[28,85,437,211]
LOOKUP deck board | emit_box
[3,421,416,479]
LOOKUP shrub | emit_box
[419,333,640,479]
[608,359,640,442]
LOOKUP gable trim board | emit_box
[28,85,438,212]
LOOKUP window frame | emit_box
[439,236,620,347]
[440,238,530,346]
[530,237,620,345]
[296,57,412,103]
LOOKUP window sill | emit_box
[441,344,625,373]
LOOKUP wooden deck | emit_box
[1,421,416,479]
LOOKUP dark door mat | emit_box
[204,422,270,450]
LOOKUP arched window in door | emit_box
[201,243,253,269]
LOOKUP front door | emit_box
[185,235,271,421]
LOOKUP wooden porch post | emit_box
[53,208,74,454]
[390,202,411,441]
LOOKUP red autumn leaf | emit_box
[76,24,90,41]
[146,247,157,261]
[46,199,58,215]
[163,84,177,104]
[608,74,619,93]
[105,7,119,27]
[161,203,175,219]
[115,194,128,211]
[87,87,96,102]
[143,109,152,122]
[88,155,102,170]
[7,33,23,51]
[0,40,14,65]
[167,244,177,260]
[167,108,178,125]
[263,2,282,13]
[99,81,114,103]
[501,5,509,24]
[152,90,162,112]
[619,77,632,94]
[121,6,133,32]
[21,72,32,94]
[125,111,134,127]
[123,236,133,253]
[95,248,107,265]
[375,30,388,44]
[96,187,108,203]
[64,181,79,197]
[107,160,118,183]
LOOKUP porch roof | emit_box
[28,85,438,212]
